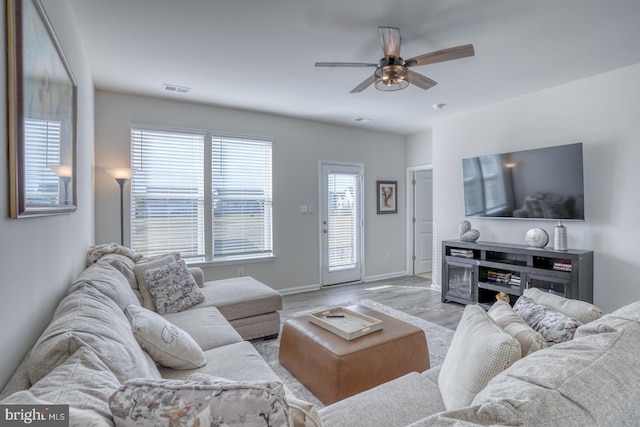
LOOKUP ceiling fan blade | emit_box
[406,70,437,90]
[315,62,377,67]
[405,44,475,67]
[379,26,401,58]
[350,74,377,93]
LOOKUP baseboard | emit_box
[279,283,321,296]
[363,271,407,282]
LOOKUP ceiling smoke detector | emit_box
[162,84,191,94]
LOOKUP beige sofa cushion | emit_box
[319,372,445,427]
[29,347,120,422]
[488,300,547,356]
[125,305,206,369]
[162,306,243,351]
[464,320,640,426]
[68,261,140,310]
[189,276,282,321]
[99,253,138,290]
[523,287,603,324]
[438,304,521,410]
[0,390,113,427]
[28,284,160,384]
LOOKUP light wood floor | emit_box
[282,274,465,330]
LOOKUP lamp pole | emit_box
[106,168,137,247]
[116,178,128,246]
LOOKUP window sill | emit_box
[186,254,276,268]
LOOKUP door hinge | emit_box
[412,255,416,261]
[412,217,416,223]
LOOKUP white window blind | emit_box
[24,119,61,206]
[327,172,358,270]
[212,136,273,257]
[130,128,273,261]
[131,129,205,258]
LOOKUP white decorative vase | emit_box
[525,228,549,248]
[554,220,568,251]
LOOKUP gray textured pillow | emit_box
[125,304,206,369]
[438,304,521,410]
[513,295,582,345]
[109,378,292,427]
[134,254,178,311]
[143,259,204,314]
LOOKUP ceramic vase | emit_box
[554,220,568,251]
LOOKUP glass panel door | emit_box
[320,162,363,286]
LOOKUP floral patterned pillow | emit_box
[109,378,293,427]
[142,260,204,314]
[513,295,582,345]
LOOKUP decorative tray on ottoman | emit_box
[307,306,383,340]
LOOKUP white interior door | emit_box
[320,162,363,286]
[414,169,433,274]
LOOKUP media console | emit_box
[441,240,593,309]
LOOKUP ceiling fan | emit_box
[315,27,474,93]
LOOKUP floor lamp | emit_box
[106,168,137,246]
[49,165,73,205]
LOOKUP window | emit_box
[462,156,507,216]
[24,119,62,206]
[131,128,273,261]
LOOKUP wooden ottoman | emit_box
[278,305,430,405]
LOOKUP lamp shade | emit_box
[49,164,73,178]
[106,168,137,180]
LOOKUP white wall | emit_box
[0,0,94,389]
[406,128,433,166]
[94,91,407,292]
[431,63,640,313]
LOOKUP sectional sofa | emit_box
[2,245,640,426]
[319,290,640,426]
[0,248,319,426]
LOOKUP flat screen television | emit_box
[462,143,584,220]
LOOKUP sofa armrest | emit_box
[189,267,204,288]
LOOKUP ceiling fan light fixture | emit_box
[374,64,409,91]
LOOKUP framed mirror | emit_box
[7,0,78,218]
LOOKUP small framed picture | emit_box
[376,180,397,214]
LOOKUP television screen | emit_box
[462,143,584,220]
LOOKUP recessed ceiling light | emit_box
[353,117,373,123]
[432,103,446,110]
[162,84,191,94]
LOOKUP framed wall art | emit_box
[376,180,397,214]
[7,0,78,218]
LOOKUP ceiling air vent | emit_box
[162,84,191,94]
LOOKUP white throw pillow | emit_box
[143,259,205,314]
[125,304,206,369]
[109,377,293,427]
[523,287,603,324]
[134,254,178,311]
[488,300,548,356]
[438,304,521,410]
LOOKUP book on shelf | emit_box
[553,260,572,272]
[486,271,512,283]
[450,249,474,258]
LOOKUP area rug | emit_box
[251,298,455,408]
